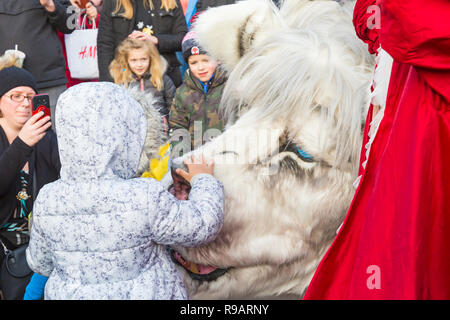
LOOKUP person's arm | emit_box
[353,0,380,55]
[34,129,61,189]
[26,191,54,277]
[155,0,188,54]
[97,0,116,81]
[147,156,224,247]
[380,0,450,70]
[0,137,32,198]
[41,0,75,34]
[0,113,51,198]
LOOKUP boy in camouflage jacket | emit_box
[169,31,227,157]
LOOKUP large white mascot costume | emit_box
[171,0,374,299]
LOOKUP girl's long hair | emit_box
[113,0,177,19]
[109,38,167,90]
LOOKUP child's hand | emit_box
[175,154,214,183]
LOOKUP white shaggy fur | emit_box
[125,87,166,177]
[193,0,281,70]
[173,0,374,299]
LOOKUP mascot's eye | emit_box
[282,142,315,163]
[294,146,315,163]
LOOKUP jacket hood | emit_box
[55,82,147,181]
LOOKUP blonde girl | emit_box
[98,0,187,86]
[109,38,176,119]
[109,38,175,184]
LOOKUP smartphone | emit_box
[79,0,90,9]
[31,94,51,118]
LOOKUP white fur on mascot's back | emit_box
[171,0,374,299]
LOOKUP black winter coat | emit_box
[0,127,60,227]
[196,0,236,12]
[0,0,73,89]
[97,0,187,85]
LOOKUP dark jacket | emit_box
[169,67,227,152]
[0,127,60,227]
[196,0,236,11]
[98,0,187,84]
[0,0,73,89]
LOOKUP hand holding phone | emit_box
[18,111,52,147]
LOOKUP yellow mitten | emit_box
[141,142,170,181]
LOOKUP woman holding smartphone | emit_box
[0,66,60,300]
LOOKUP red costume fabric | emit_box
[353,0,380,55]
[304,0,450,299]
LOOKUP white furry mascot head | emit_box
[171,0,374,299]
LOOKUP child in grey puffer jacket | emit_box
[26,82,224,300]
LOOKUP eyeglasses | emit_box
[6,93,35,103]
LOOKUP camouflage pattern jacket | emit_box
[169,68,227,156]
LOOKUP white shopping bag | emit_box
[64,16,99,80]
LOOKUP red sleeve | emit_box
[353,0,380,55]
[380,0,450,71]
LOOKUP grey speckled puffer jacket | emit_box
[26,82,224,300]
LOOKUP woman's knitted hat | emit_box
[0,66,38,98]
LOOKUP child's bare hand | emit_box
[175,154,214,183]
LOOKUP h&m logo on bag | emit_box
[78,45,97,60]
